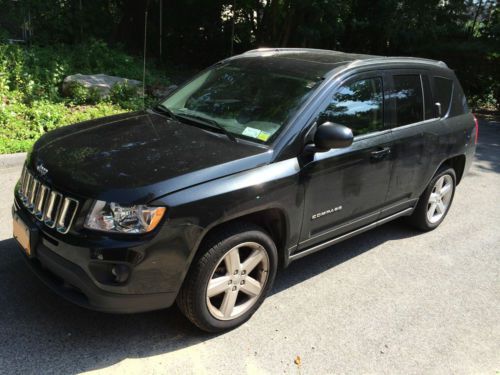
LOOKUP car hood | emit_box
[27,110,272,203]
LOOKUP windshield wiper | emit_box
[154,104,179,120]
[175,113,237,142]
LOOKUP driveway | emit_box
[0,118,498,374]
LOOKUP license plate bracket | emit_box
[13,213,38,258]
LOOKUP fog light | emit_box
[111,264,130,283]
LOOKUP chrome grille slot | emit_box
[43,191,63,228]
[21,171,30,201]
[23,173,33,205]
[17,165,79,234]
[34,185,49,220]
[18,168,26,196]
[56,198,79,234]
[28,179,40,212]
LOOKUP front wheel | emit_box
[177,223,278,332]
[408,167,456,231]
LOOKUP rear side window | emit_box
[393,75,424,126]
[434,77,453,116]
[319,77,384,136]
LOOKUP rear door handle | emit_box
[371,147,391,160]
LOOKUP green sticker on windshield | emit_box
[257,131,270,141]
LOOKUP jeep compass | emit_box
[12,48,477,332]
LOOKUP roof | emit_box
[231,48,447,76]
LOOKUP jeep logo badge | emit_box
[36,164,48,176]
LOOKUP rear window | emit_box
[450,78,470,116]
[434,77,453,116]
[393,75,424,126]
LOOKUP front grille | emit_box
[18,165,79,234]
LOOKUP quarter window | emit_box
[434,77,453,116]
[319,77,384,136]
[393,75,424,126]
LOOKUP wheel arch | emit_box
[439,154,466,185]
[416,153,466,202]
[193,207,290,268]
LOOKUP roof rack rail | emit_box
[239,49,448,69]
[347,56,448,69]
[243,48,349,55]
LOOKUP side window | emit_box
[319,77,384,136]
[393,75,424,126]
[434,77,453,116]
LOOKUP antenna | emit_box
[142,1,150,109]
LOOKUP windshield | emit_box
[161,58,323,143]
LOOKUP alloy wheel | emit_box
[206,242,269,320]
[427,174,454,224]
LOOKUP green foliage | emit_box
[65,82,101,105]
[109,81,143,110]
[0,41,169,154]
[0,99,125,154]
[68,39,167,84]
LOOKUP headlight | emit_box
[84,201,166,234]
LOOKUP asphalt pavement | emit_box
[0,118,498,374]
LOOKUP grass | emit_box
[0,40,169,154]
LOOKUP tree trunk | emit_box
[470,0,484,37]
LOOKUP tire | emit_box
[177,222,278,332]
[408,167,456,231]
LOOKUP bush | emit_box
[65,81,101,105]
[0,41,170,154]
[0,101,125,154]
[109,81,144,110]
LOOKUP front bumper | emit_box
[12,198,189,314]
[20,242,176,313]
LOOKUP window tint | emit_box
[319,77,384,136]
[434,77,453,116]
[393,75,423,126]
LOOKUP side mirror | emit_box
[313,122,354,151]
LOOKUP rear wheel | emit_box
[408,167,456,231]
[177,223,277,332]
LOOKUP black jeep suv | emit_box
[13,48,477,332]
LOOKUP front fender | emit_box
[150,158,304,281]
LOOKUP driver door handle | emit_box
[371,147,391,161]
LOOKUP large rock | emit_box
[62,74,142,98]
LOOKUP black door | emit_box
[382,70,438,218]
[298,71,393,250]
